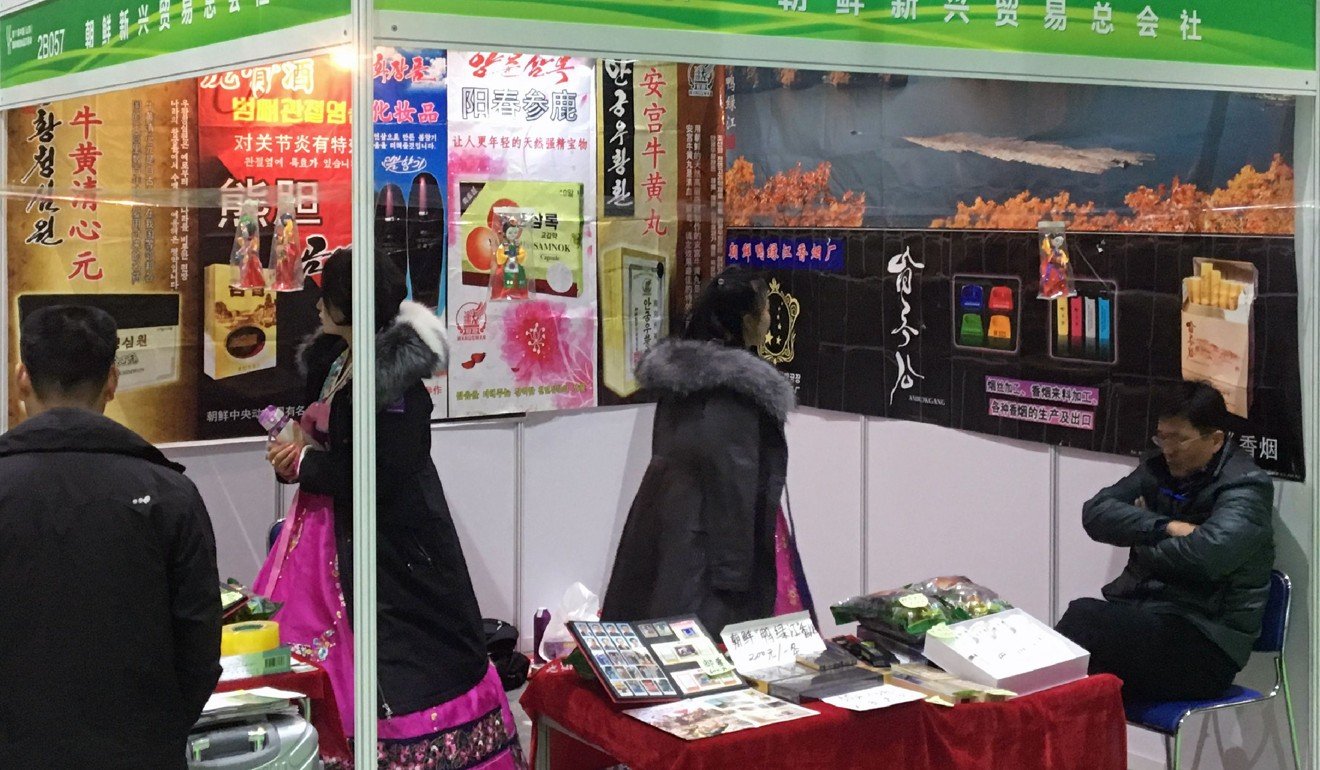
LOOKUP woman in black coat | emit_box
[601,268,812,636]
[262,249,525,769]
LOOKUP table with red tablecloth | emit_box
[215,663,351,765]
[520,663,1128,770]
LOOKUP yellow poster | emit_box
[6,81,199,442]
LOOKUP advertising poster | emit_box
[727,69,1303,478]
[597,61,725,403]
[373,46,450,417]
[446,51,598,417]
[6,82,200,443]
[196,55,353,439]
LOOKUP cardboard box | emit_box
[922,609,1088,695]
[203,264,277,380]
[218,646,292,682]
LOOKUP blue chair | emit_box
[267,517,286,552]
[1125,570,1300,770]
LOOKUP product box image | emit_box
[17,293,182,393]
[1181,258,1256,418]
[204,264,277,380]
[922,609,1088,695]
[952,275,1020,354]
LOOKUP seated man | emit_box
[1056,381,1274,701]
[0,306,222,769]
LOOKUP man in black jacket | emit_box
[1056,381,1274,701]
[0,306,222,769]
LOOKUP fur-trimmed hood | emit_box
[299,300,449,407]
[637,338,795,424]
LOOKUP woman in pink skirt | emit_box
[258,248,525,769]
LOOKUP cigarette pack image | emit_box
[1181,258,1256,418]
[204,264,277,380]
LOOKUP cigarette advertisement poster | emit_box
[728,69,1303,478]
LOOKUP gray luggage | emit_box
[187,712,321,770]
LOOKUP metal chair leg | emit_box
[1280,659,1302,770]
[1168,731,1181,770]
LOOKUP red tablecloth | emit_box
[520,664,1128,770]
[216,665,351,764]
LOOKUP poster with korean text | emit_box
[373,46,450,417]
[597,62,725,404]
[446,51,598,417]
[195,55,353,439]
[6,82,200,443]
[727,69,1303,479]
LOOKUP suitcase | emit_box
[187,712,321,769]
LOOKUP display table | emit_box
[215,663,351,764]
[520,663,1127,770]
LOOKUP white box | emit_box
[922,609,1089,695]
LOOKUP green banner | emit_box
[379,0,1314,71]
[1,0,349,89]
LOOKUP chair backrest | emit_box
[1253,570,1290,653]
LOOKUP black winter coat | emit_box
[1083,444,1274,668]
[0,408,221,769]
[601,338,797,636]
[296,301,488,717]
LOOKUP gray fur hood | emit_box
[637,338,796,425]
[299,300,449,407]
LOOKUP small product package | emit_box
[270,194,304,292]
[490,207,536,301]
[1181,258,1257,418]
[230,199,267,290]
[1037,221,1075,300]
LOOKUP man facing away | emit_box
[0,306,222,769]
[1056,380,1274,701]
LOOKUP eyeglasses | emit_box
[1151,432,1212,451]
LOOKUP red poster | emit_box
[194,56,354,439]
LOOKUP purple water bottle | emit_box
[532,608,551,664]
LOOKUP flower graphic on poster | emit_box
[499,299,595,409]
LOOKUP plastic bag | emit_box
[1038,221,1075,300]
[905,575,1012,621]
[230,199,266,289]
[538,582,600,662]
[270,194,304,292]
[830,587,951,640]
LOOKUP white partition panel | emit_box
[167,440,277,586]
[433,420,520,624]
[864,419,1052,619]
[1054,448,1140,619]
[520,405,655,645]
[785,408,865,637]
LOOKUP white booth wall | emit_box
[182,402,1312,770]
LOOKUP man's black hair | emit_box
[1157,380,1229,434]
[20,305,118,400]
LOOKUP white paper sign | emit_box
[720,612,826,675]
[822,684,927,712]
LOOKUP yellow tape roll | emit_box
[221,621,280,657]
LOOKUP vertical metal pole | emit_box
[859,415,869,594]
[1048,445,1060,625]
[1,107,8,434]
[349,0,379,763]
[1302,90,1320,770]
